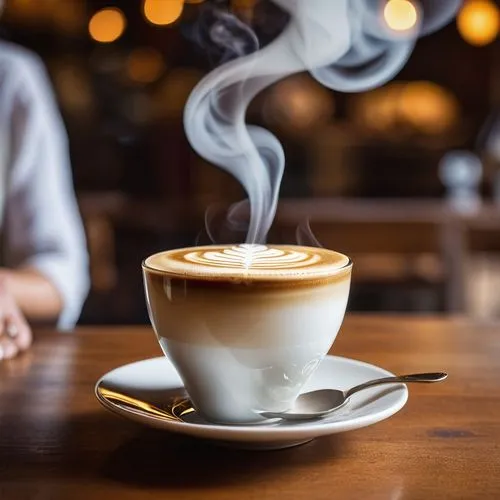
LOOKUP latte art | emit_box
[184,245,321,270]
[144,244,351,283]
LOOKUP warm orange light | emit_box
[457,0,500,47]
[399,81,459,134]
[384,0,418,32]
[353,85,403,133]
[143,0,184,26]
[264,75,335,133]
[126,47,165,84]
[231,0,258,8]
[6,0,53,24]
[52,0,86,35]
[53,63,94,115]
[88,8,126,43]
[353,81,459,136]
[153,68,203,118]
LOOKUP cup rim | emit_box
[142,244,352,285]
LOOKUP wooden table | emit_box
[1,316,499,499]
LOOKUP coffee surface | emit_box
[144,244,350,282]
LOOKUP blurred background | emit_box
[4,0,500,324]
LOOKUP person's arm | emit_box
[0,267,62,321]
[2,47,89,330]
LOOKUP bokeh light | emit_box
[264,75,335,134]
[5,0,54,26]
[353,81,459,136]
[52,0,86,35]
[53,62,94,116]
[143,0,184,26]
[153,68,203,118]
[384,0,418,32]
[457,0,500,47]
[89,8,126,43]
[354,84,404,133]
[4,0,42,22]
[399,81,459,134]
[126,48,165,84]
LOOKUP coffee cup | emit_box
[142,244,352,424]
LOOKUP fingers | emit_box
[0,336,18,360]
[0,316,32,361]
[0,279,33,361]
[6,315,32,352]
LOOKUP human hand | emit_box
[0,278,32,360]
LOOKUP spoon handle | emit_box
[344,372,447,399]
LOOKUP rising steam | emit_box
[184,0,461,244]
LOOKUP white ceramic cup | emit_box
[142,244,352,424]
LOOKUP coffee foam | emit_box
[144,244,350,283]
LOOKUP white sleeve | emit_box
[3,53,90,330]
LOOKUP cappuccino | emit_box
[143,244,352,424]
[145,244,349,281]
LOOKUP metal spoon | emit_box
[260,372,447,421]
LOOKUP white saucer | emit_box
[95,355,408,450]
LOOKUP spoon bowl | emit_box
[260,372,447,421]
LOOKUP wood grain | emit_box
[1,316,499,499]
